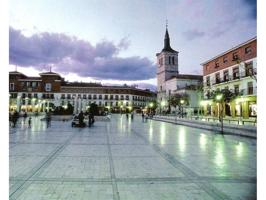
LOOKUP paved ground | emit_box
[9,114,256,200]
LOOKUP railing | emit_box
[155,114,257,126]
[204,70,257,87]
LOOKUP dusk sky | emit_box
[9,0,257,90]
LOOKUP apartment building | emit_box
[9,71,156,114]
[201,37,257,119]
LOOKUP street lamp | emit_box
[180,99,185,118]
[215,94,224,134]
[161,101,166,115]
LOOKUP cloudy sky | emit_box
[9,0,256,90]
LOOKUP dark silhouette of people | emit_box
[88,112,95,127]
[142,112,145,122]
[78,111,85,127]
[12,111,19,128]
[28,117,32,128]
[46,111,51,128]
[131,112,134,120]
[126,113,129,119]
[23,112,27,122]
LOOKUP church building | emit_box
[156,26,202,114]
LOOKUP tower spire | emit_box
[161,21,177,53]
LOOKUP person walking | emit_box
[131,112,134,120]
[23,112,27,123]
[46,111,51,128]
[142,112,145,122]
[13,111,19,128]
[28,117,32,128]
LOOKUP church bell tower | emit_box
[156,25,179,93]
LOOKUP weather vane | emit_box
[166,19,168,29]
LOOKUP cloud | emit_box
[242,0,257,20]
[9,27,156,81]
[182,29,205,40]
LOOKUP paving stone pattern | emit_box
[9,115,256,200]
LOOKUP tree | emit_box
[210,88,236,134]
[168,93,189,115]
[89,103,99,116]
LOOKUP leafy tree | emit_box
[89,103,99,116]
[168,93,189,113]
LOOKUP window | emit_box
[205,64,209,72]
[126,102,129,106]
[28,93,32,98]
[93,94,97,99]
[245,46,252,54]
[234,85,239,95]
[116,102,118,106]
[10,83,15,91]
[26,82,30,87]
[110,95,113,100]
[88,95,92,99]
[248,82,253,95]
[105,102,108,106]
[34,93,38,98]
[249,102,257,117]
[245,62,253,76]
[104,95,108,100]
[110,102,113,106]
[45,83,52,91]
[215,61,219,68]
[83,94,87,99]
[67,94,71,99]
[233,67,239,79]
[99,101,102,106]
[115,95,119,100]
[120,95,124,100]
[232,52,239,61]
[126,95,129,100]
[223,70,229,82]
[172,57,175,65]
[215,73,220,84]
[169,57,171,65]
[99,95,102,99]
[223,56,228,63]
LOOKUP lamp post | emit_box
[216,94,224,134]
[180,99,185,118]
[149,102,154,115]
[161,101,166,115]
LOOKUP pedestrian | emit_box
[126,113,129,120]
[131,112,134,120]
[145,113,148,122]
[28,117,32,128]
[142,112,145,122]
[23,112,27,122]
[13,110,19,128]
[46,111,51,128]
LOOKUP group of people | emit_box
[75,111,95,128]
[125,112,134,120]
[141,112,153,122]
[9,111,32,128]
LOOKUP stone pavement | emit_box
[9,115,256,200]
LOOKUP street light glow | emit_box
[180,100,185,104]
[161,101,166,106]
[149,102,154,107]
[216,94,223,101]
